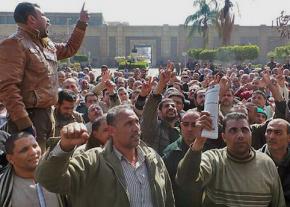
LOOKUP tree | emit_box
[216,0,236,46]
[272,11,290,39]
[185,0,218,48]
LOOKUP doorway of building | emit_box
[135,45,152,66]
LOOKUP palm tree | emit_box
[216,0,236,45]
[185,0,218,48]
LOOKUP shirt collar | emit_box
[113,145,146,164]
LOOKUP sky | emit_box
[0,0,289,26]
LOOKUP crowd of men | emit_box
[0,2,290,207]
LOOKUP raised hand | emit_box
[80,2,89,23]
[219,76,231,97]
[101,70,111,84]
[262,72,283,101]
[166,61,174,72]
[195,111,213,132]
[140,76,153,97]
[276,74,285,87]
[105,80,116,94]
[261,70,271,87]
[190,137,208,152]
[60,122,89,152]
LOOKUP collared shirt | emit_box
[113,146,153,207]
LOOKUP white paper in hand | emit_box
[201,84,220,139]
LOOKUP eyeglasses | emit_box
[181,122,196,128]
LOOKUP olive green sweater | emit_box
[176,147,286,207]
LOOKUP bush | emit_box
[187,45,260,63]
[187,48,203,59]
[216,46,235,62]
[118,61,148,69]
[72,55,88,63]
[216,45,259,62]
[199,49,217,61]
[235,45,259,61]
[268,44,290,59]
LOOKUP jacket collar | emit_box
[261,144,290,167]
[165,137,188,152]
[17,23,41,40]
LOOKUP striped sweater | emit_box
[176,147,286,207]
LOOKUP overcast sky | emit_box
[0,0,288,26]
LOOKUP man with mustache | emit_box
[260,118,290,206]
[140,64,180,155]
[54,89,83,137]
[176,112,286,206]
[0,2,89,151]
[35,105,175,207]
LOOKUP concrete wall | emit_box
[0,23,288,67]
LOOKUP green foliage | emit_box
[72,54,88,63]
[187,48,203,59]
[199,49,217,60]
[232,45,259,62]
[187,44,260,62]
[115,55,149,70]
[268,44,290,59]
[251,64,263,68]
[118,61,148,69]
[216,46,235,62]
[185,0,219,48]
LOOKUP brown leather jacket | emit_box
[0,21,87,131]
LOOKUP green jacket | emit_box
[35,139,175,207]
[141,93,180,155]
[162,137,201,207]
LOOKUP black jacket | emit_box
[260,144,290,206]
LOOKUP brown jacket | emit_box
[0,21,87,131]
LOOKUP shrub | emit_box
[72,55,88,63]
[199,49,217,61]
[268,44,290,59]
[186,45,261,63]
[187,48,203,59]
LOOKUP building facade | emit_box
[0,12,288,67]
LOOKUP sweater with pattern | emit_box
[176,147,286,207]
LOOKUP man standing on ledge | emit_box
[0,2,89,151]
